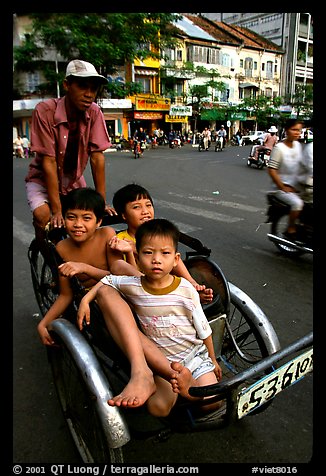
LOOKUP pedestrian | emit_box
[25,59,116,245]
[78,218,223,417]
[22,135,30,158]
[13,135,24,158]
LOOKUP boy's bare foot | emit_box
[170,361,195,398]
[107,372,156,408]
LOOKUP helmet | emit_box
[268,126,278,133]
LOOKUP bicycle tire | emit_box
[28,239,60,316]
[48,331,125,463]
[271,213,304,257]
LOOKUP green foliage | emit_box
[14,13,182,75]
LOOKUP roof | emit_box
[173,15,217,42]
[182,14,284,53]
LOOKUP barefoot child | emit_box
[109,183,214,304]
[37,187,140,343]
[78,218,222,417]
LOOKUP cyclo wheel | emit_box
[28,239,60,316]
[48,330,124,463]
[221,290,273,378]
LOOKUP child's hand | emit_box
[77,299,91,331]
[212,358,222,382]
[109,236,135,254]
[192,283,214,304]
[59,261,85,278]
[37,321,55,346]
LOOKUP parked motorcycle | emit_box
[247,146,271,169]
[266,192,313,256]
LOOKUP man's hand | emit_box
[50,211,65,228]
[105,204,118,216]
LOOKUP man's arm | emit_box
[42,155,64,228]
[90,151,117,216]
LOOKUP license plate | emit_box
[237,348,313,419]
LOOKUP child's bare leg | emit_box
[146,375,178,417]
[96,285,156,408]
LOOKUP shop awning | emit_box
[239,82,259,88]
[135,69,158,76]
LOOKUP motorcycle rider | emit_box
[202,127,211,151]
[267,119,305,242]
[133,127,147,156]
[251,125,278,160]
[216,125,227,148]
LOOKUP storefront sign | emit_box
[135,97,171,111]
[165,115,188,123]
[134,112,163,120]
[169,105,192,116]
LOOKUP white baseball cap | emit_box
[66,60,107,84]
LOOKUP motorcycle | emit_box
[266,190,313,256]
[215,136,224,152]
[247,146,271,169]
[133,139,146,159]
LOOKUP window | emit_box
[266,61,273,79]
[26,72,40,93]
[136,77,151,94]
[177,50,183,61]
[222,53,230,67]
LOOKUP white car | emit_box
[241,130,266,145]
[300,128,313,142]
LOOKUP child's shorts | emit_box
[182,344,215,380]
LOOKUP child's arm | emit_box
[37,275,74,346]
[107,236,142,276]
[174,259,214,304]
[203,334,222,382]
[58,261,109,281]
[77,281,104,331]
[108,236,138,268]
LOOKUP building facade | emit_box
[201,13,313,101]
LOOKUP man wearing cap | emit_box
[25,59,116,243]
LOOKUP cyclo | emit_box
[28,215,313,463]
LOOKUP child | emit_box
[37,187,138,346]
[78,218,222,417]
[109,183,214,304]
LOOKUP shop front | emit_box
[131,96,171,137]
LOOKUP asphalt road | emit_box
[12,142,314,468]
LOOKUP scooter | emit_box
[247,146,271,169]
[215,136,224,152]
[266,192,313,256]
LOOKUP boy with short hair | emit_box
[109,183,214,303]
[78,219,222,417]
[37,187,137,346]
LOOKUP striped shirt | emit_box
[100,274,212,363]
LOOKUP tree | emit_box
[14,13,182,96]
[238,95,283,130]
